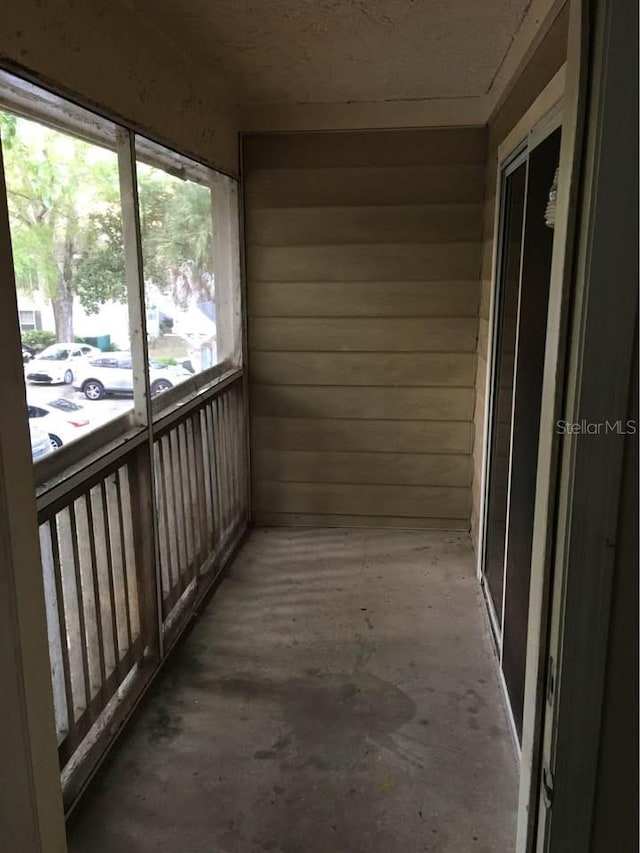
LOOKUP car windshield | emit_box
[47,398,83,412]
[39,348,70,361]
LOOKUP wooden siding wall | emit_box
[470,4,570,550]
[243,128,487,528]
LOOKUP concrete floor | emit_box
[68,528,518,853]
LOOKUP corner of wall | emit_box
[2,0,240,176]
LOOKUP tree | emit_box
[0,109,216,343]
[137,166,215,309]
[74,209,126,315]
[0,110,126,341]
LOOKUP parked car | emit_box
[73,353,191,401]
[25,342,101,385]
[27,397,92,449]
[29,420,53,461]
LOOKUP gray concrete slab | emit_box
[68,528,518,853]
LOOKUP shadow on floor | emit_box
[68,527,518,853]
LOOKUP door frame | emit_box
[477,76,565,726]
[480,143,528,649]
[474,51,586,851]
[530,0,638,846]
[476,66,566,594]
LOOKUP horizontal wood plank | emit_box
[245,129,488,527]
[251,417,473,454]
[246,165,485,208]
[251,385,474,421]
[247,204,483,246]
[250,352,476,387]
[479,279,492,321]
[249,317,478,353]
[481,240,494,280]
[477,317,489,360]
[253,512,469,530]
[248,281,480,318]
[252,449,471,487]
[254,481,470,519]
[243,128,487,169]
[249,242,481,282]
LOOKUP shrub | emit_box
[22,330,56,349]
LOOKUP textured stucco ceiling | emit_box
[123,0,532,106]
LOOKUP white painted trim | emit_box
[482,576,504,646]
[0,114,67,852]
[498,66,567,163]
[475,71,567,843]
[498,652,525,760]
[476,69,566,596]
[531,0,638,846]
[515,1,585,849]
[474,152,507,583]
[499,154,531,663]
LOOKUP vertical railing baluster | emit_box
[199,408,214,554]
[206,400,222,552]
[100,480,121,665]
[114,470,133,650]
[231,385,241,522]
[154,439,172,608]
[179,418,198,577]
[68,503,91,714]
[216,394,229,538]
[191,413,206,570]
[224,391,234,527]
[161,435,179,603]
[238,383,248,518]
[170,428,188,593]
[233,384,243,521]
[49,518,75,735]
[84,493,106,691]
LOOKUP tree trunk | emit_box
[53,221,76,342]
[52,287,73,343]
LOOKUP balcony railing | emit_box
[36,371,248,808]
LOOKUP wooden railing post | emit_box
[128,445,161,665]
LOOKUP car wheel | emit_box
[151,379,173,396]
[83,380,105,401]
[49,434,63,450]
[64,369,73,384]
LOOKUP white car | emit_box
[29,421,53,461]
[73,352,192,401]
[25,343,101,385]
[27,397,92,449]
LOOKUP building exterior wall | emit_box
[470,4,570,551]
[243,128,486,528]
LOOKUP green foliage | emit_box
[137,166,214,308]
[21,329,56,349]
[74,207,126,314]
[2,108,216,343]
[1,109,126,338]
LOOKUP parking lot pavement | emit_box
[24,379,133,433]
